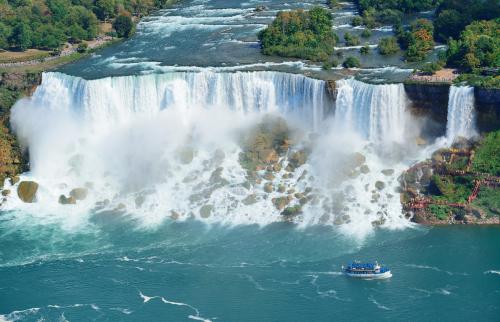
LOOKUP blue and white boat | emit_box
[342,261,392,279]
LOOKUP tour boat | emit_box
[342,261,392,279]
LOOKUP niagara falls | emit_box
[0,0,499,321]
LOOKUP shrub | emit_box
[361,29,371,38]
[344,32,360,46]
[322,58,339,70]
[428,204,451,220]
[76,43,88,53]
[351,16,363,26]
[378,37,399,55]
[360,45,370,55]
[420,62,443,75]
[343,56,360,68]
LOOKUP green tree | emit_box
[0,22,11,49]
[378,37,399,55]
[9,22,32,50]
[113,14,134,38]
[343,56,360,68]
[94,0,115,20]
[344,32,360,46]
[446,20,500,72]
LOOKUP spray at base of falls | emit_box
[4,72,420,238]
[446,86,477,143]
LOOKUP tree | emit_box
[94,0,115,21]
[0,22,11,50]
[404,19,434,61]
[9,22,32,51]
[378,37,399,55]
[113,14,133,38]
[434,9,463,41]
[344,32,360,46]
[343,56,361,68]
[445,20,500,72]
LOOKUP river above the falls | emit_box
[57,0,421,82]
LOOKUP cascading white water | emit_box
[23,71,327,129]
[446,85,477,142]
[334,78,408,145]
[5,71,417,236]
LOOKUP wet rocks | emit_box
[70,187,88,200]
[272,196,290,210]
[200,205,213,218]
[288,150,307,169]
[239,116,291,171]
[264,182,273,193]
[281,205,302,217]
[17,181,39,203]
[59,195,76,205]
[360,165,370,174]
[375,181,385,190]
[381,169,394,176]
[135,195,145,208]
[350,152,366,168]
[242,194,258,205]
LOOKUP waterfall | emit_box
[7,71,414,234]
[334,78,408,144]
[446,85,477,142]
[23,71,327,130]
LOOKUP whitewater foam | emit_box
[5,71,427,238]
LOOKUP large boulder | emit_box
[17,181,39,203]
[70,187,88,200]
[59,195,76,205]
[177,146,195,164]
[200,205,213,218]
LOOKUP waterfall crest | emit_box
[26,71,327,129]
[334,79,408,144]
[446,85,477,142]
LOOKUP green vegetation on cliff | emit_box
[258,7,337,61]
[401,133,500,223]
[472,131,500,176]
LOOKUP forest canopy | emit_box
[0,0,173,51]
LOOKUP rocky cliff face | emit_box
[0,71,41,187]
[475,87,500,105]
[474,87,500,132]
